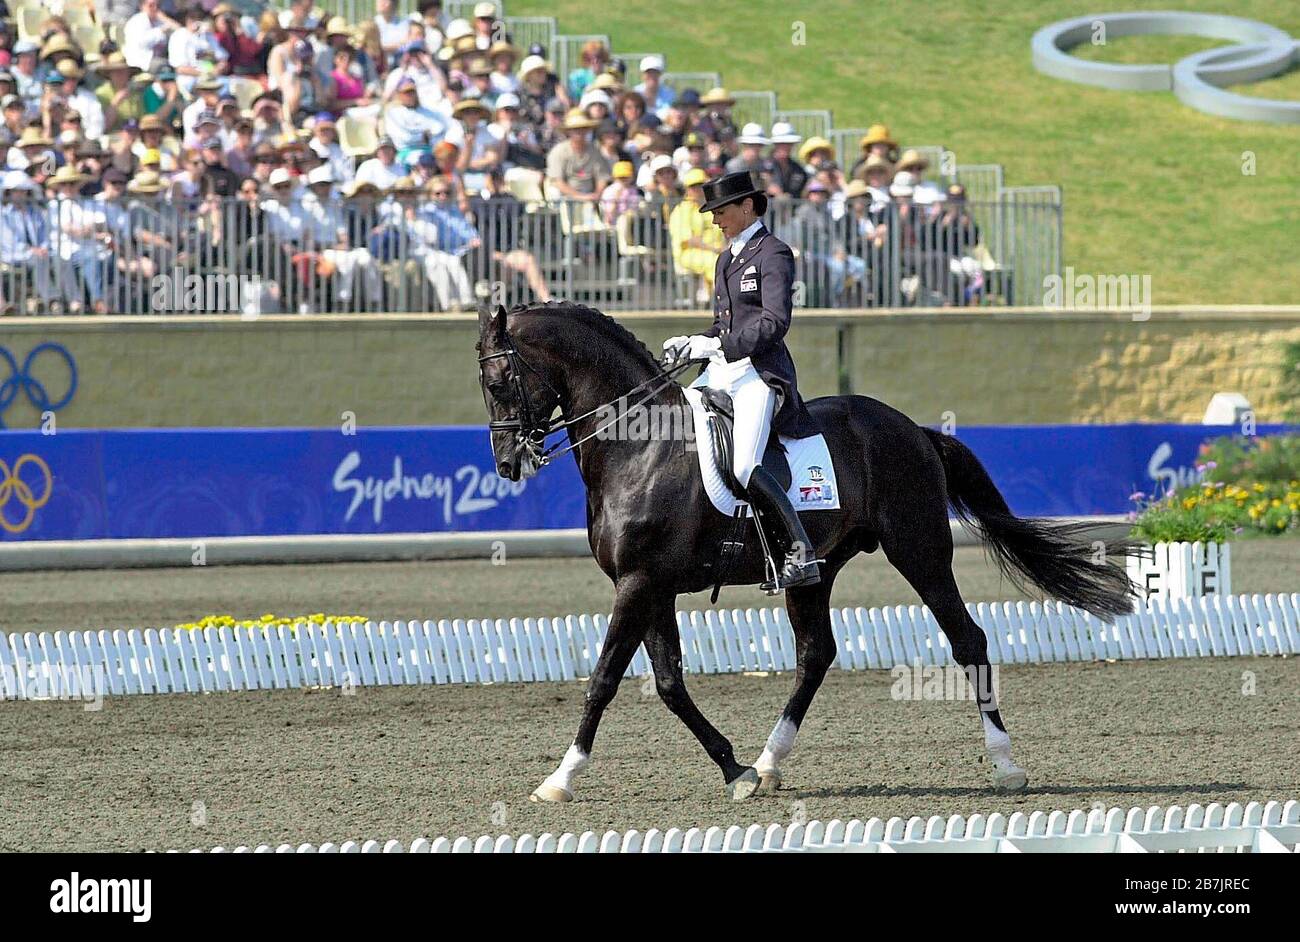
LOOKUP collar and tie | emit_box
[729,218,764,257]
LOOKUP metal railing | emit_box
[774,109,833,142]
[0,190,1061,315]
[729,90,778,132]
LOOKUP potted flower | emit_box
[1127,434,1300,603]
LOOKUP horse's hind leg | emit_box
[751,570,840,795]
[881,524,1029,792]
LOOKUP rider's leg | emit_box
[730,371,820,591]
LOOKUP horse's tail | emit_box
[922,428,1137,619]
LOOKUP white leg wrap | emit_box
[755,718,798,775]
[541,744,589,794]
[981,713,1027,790]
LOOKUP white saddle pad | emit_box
[682,386,842,517]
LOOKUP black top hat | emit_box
[698,170,767,215]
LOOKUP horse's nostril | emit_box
[498,463,511,477]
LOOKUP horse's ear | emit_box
[492,304,507,339]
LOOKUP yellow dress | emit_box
[668,197,724,286]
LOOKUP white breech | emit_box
[690,356,776,489]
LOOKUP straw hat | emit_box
[843,178,871,200]
[326,16,351,38]
[863,153,893,172]
[612,160,634,179]
[561,107,597,131]
[453,98,491,119]
[798,136,834,163]
[94,52,139,77]
[40,34,78,60]
[699,87,735,107]
[127,170,166,194]
[859,124,897,149]
[55,59,85,82]
[342,178,382,198]
[16,127,52,148]
[49,164,88,186]
[896,148,929,171]
[488,40,517,61]
[589,72,622,94]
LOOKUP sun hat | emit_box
[517,54,548,80]
[682,167,709,188]
[612,160,634,179]
[896,148,929,171]
[798,136,834,164]
[860,124,897,149]
[639,54,665,73]
[269,167,294,187]
[768,121,801,144]
[889,170,916,198]
[699,87,735,107]
[737,122,769,146]
[561,107,597,131]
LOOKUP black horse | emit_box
[476,300,1136,801]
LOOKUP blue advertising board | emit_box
[0,423,1288,542]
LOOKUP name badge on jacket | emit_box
[739,264,758,292]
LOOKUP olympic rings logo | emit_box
[1033,13,1300,124]
[0,453,53,534]
[0,342,78,429]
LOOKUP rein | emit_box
[479,335,696,469]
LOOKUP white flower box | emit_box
[1126,541,1232,604]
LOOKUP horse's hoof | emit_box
[993,764,1028,793]
[530,783,574,803]
[756,770,782,795]
[726,767,761,801]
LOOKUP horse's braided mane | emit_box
[509,299,665,377]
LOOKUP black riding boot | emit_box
[744,465,821,593]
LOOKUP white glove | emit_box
[686,334,723,361]
[662,335,691,359]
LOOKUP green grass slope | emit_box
[512,0,1300,304]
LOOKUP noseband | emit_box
[478,331,695,469]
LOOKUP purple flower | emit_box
[1128,491,1145,501]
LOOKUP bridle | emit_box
[478,330,695,470]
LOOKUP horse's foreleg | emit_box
[530,576,650,803]
[754,578,838,795]
[643,615,757,800]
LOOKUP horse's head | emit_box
[476,303,563,481]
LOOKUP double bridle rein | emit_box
[478,331,695,470]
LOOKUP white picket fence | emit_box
[3,592,1298,701]
[169,800,1299,853]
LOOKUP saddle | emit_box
[698,386,791,498]
[698,386,791,603]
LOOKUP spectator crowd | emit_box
[0,1,989,314]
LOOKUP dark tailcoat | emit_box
[703,223,820,438]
